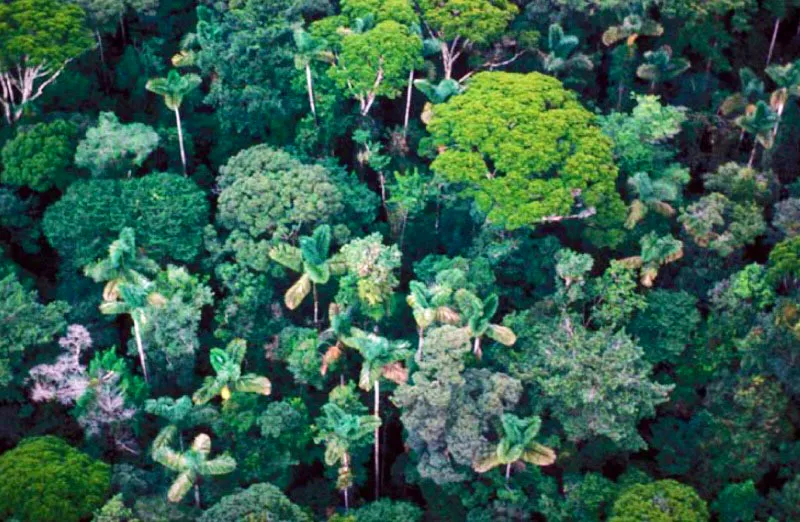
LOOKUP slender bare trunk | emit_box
[313,282,319,328]
[748,142,758,168]
[767,18,781,66]
[473,337,482,359]
[505,462,511,482]
[378,171,388,218]
[342,452,350,511]
[132,314,148,383]
[96,29,106,66]
[194,484,200,509]
[403,69,414,135]
[399,211,408,248]
[305,63,317,123]
[119,12,126,43]
[415,328,424,363]
[174,108,187,175]
[374,381,380,499]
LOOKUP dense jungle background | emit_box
[1,0,800,520]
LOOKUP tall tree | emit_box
[734,100,778,167]
[472,414,556,482]
[454,290,516,358]
[151,425,236,507]
[145,70,201,175]
[417,0,518,80]
[192,339,271,404]
[426,72,626,247]
[540,23,593,78]
[0,0,93,124]
[269,224,340,326]
[84,228,163,382]
[314,400,380,510]
[636,46,690,92]
[343,329,411,498]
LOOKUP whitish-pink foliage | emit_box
[28,325,91,405]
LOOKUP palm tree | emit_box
[313,402,380,510]
[145,70,201,175]
[765,60,800,138]
[343,330,411,499]
[625,168,689,229]
[473,414,556,482]
[602,14,663,49]
[406,281,460,361]
[151,425,236,508]
[619,233,684,287]
[192,339,271,404]
[97,282,164,383]
[85,228,163,383]
[454,290,516,359]
[735,100,779,167]
[293,27,325,123]
[636,46,690,92]
[270,224,341,327]
[720,67,765,117]
[540,23,593,78]
[145,395,218,450]
[413,78,462,124]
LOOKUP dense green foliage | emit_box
[1,0,799,520]
[0,436,110,522]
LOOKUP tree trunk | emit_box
[305,63,317,123]
[174,108,188,176]
[403,69,414,135]
[194,484,201,509]
[313,282,319,328]
[415,327,424,363]
[95,29,106,66]
[748,142,758,168]
[378,171,388,218]
[505,462,511,483]
[473,337,482,359]
[441,42,452,80]
[767,18,781,66]
[343,453,351,511]
[374,381,380,499]
[132,314,149,383]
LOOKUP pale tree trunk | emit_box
[312,282,319,328]
[403,69,414,135]
[399,210,409,249]
[415,327,424,363]
[748,142,758,168]
[96,29,106,66]
[767,18,781,66]
[305,62,317,123]
[473,337,482,359]
[505,462,512,482]
[374,381,381,499]
[174,108,188,175]
[342,453,351,511]
[440,37,463,80]
[132,313,149,383]
[0,58,71,124]
[194,484,201,509]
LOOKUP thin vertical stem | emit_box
[305,63,317,124]
[767,18,781,66]
[403,69,414,135]
[132,314,148,383]
[175,108,188,176]
[374,380,380,499]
